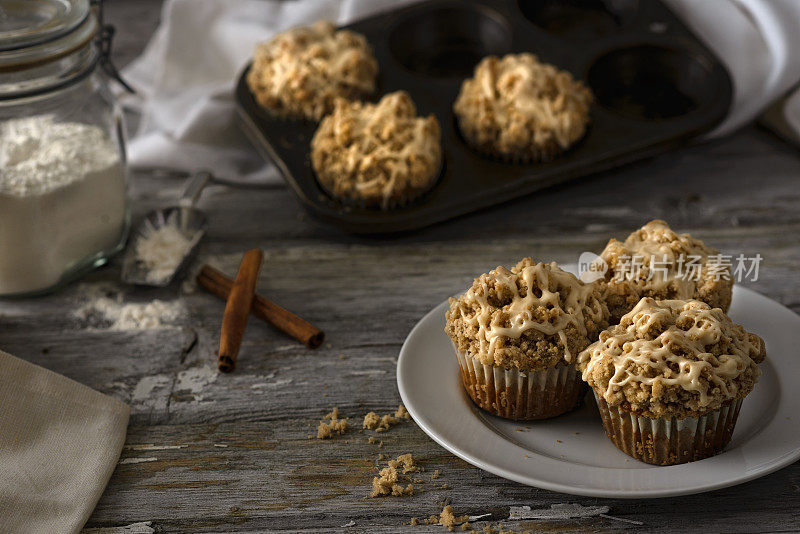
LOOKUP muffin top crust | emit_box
[445,258,608,371]
[453,53,593,158]
[247,21,378,120]
[600,220,733,320]
[311,91,442,209]
[579,298,766,419]
[601,220,727,295]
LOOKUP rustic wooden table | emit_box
[5,2,800,532]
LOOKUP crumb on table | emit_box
[316,407,349,439]
[370,453,419,497]
[413,505,470,531]
[363,405,411,432]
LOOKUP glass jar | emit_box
[0,0,129,297]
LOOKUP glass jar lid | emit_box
[0,0,95,69]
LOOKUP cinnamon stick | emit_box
[218,249,263,373]
[197,265,325,350]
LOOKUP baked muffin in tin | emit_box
[310,91,442,209]
[247,21,378,121]
[453,53,593,162]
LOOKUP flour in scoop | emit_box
[0,115,127,294]
[134,220,196,284]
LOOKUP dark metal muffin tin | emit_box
[235,0,732,234]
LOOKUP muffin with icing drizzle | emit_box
[579,298,766,465]
[445,258,609,420]
[247,21,378,120]
[598,220,733,324]
[311,91,442,209]
[453,53,593,162]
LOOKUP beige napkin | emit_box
[0,350,130,533]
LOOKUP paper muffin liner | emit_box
[255,103,320,124]
[247,79,320,124]
[454,117,576,164]
[594,393,743,466]
[314,158,443,211]
[455,349,586,420]
[315,178,437,211]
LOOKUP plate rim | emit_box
[397,286,800,498]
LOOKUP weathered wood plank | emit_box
[0,1,794,532]
[3,226,797,532]
[128,126,800,248]
[6,229,795,423]
[83,420,800,532]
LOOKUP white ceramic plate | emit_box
[397,281,800,498]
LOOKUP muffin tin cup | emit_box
[312,146,445,211]
[594,393,744,466]
[456,122,569,165]
[235,0,732,233]
[455,349,586,421]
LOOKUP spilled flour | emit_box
[74,284,184,330]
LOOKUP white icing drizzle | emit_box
[579,298,763,407]
[451,259,605,363]
[602,220,723,297]
[311,91,441,208]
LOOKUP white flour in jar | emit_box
[0,115,127,294]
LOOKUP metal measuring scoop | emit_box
[121,171,212,286]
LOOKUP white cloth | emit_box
[121,0,417,183]
[121,0,800,183]
[665,0,800,138]
[0,350,129,534]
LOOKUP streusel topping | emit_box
[445,258,608,370]
[579,298,765,418]
[311,91,441,209]
[602,220,728,295]
[600,220,733,322]
[453,53,592,158]
[247,21,378,120]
